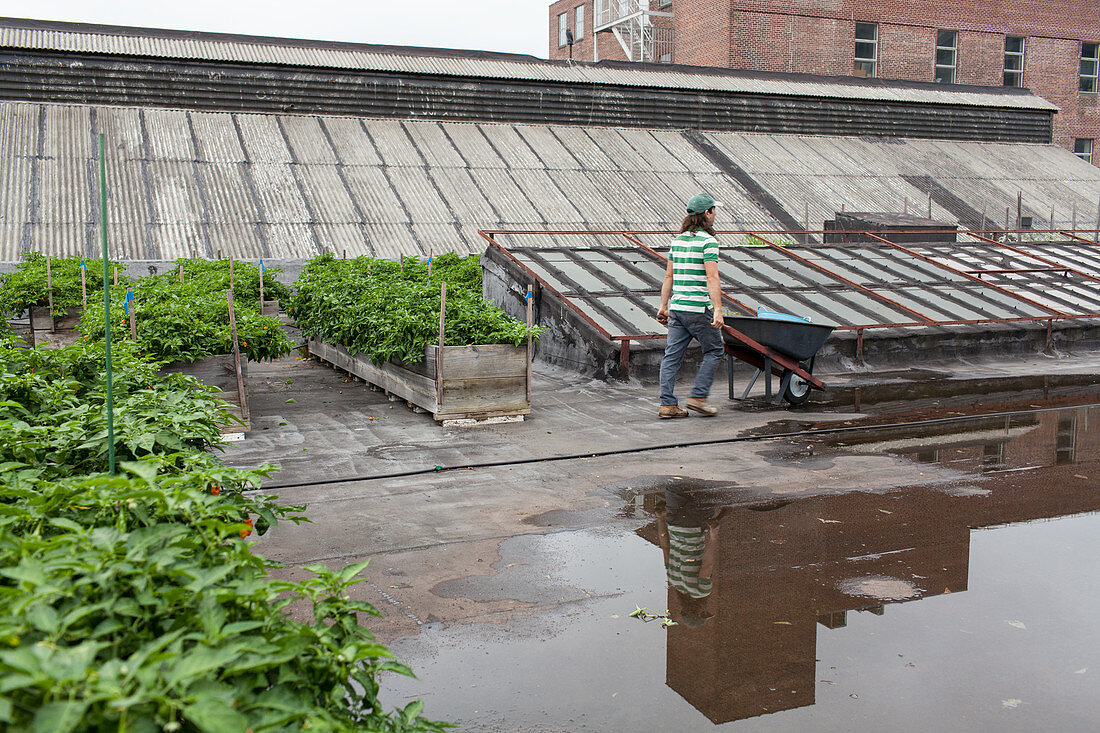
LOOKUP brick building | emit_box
[548,1,1100,161]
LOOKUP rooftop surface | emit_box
[221,347,1100,729]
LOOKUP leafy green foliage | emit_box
[0,340,449,732]
[0,339,232,479]
[291,253,542,364]
[77,259,293,363]
[0,253,129,318]
[173,258,291,305]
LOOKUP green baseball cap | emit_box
[686,193,723,214]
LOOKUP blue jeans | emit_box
[659,310,725,406]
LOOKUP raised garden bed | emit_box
[161,353,250,439]
[291,253,540,425]
[308,338,530,425]
[29,305,83,347]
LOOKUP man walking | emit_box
[656,193,725,418]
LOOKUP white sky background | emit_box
[0,0,551,57]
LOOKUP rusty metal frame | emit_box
[965,231,1100,286]
[478,229,615,342]
[480,227,1100,377]
[860,232,1067,317]
[745,233,937,323]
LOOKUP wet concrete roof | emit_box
[217,343,1100,729]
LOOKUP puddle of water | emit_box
[742,373,1100,436]
[384,509,1100,732]
[382,406,1100,731]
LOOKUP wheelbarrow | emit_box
[721,310,835,405]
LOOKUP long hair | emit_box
[680,210,715,235]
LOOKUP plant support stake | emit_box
[227,289,249,424]
[126,289,137,340]
[46,255,55,332]
[526,283,533,405]
[98,134,116,474]
[436,282,446,409]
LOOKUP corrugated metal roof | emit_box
[0,20,1055,111]
[702,130,1100,232]
[5,100,1100,261]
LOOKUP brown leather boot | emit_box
[686,397,718,416]
[658,404,689,419]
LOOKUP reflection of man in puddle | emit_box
[655,486,724,627]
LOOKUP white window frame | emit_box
[1004,36,1024,87]
[575,5,585,41]
[854,22,878,78]
[1075,138,1093,164]
[1081,42,1099,93]
[935,29,958,83]
[558,13,568,48]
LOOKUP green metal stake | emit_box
[98,133,116,475]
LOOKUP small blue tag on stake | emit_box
[124,291,134,315]
[80,259,85,269]
[260,259,264,272]
[525,289,533,302]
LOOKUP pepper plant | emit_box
[0,339,448,731]
[0,253,129,319]
[291,253,542,364]
[77,260,293,363]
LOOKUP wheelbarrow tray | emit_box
[723,315,835,362]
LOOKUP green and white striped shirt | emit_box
[669,230,719,313]
[666,524,713,599]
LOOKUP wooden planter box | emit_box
[161,354,250,440]
[308,338,530,424]
[30,306,83,348]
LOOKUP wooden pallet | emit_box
[309,339,530,425]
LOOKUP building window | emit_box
[1075,138,1093,163]
[558,13,568,48]
[935,30,957,83]
[1056,415,1077,464]
[660,52,672,64]
[1081,42,1099,92]
[854,22,878,78]
[575,6,585,40]
[1004,36,1024,87]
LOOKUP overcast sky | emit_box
[1,0,551,57]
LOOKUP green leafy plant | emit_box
[629,606,678,629]
[290,253,542,364]
[77,260,293,363]
[0,340,449,731]
[735,235,781,247]
[0,253,129,319]
[0,339,235,479]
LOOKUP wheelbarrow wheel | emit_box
[782,371,812,405]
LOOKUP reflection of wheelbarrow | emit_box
[722,311,834,405]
